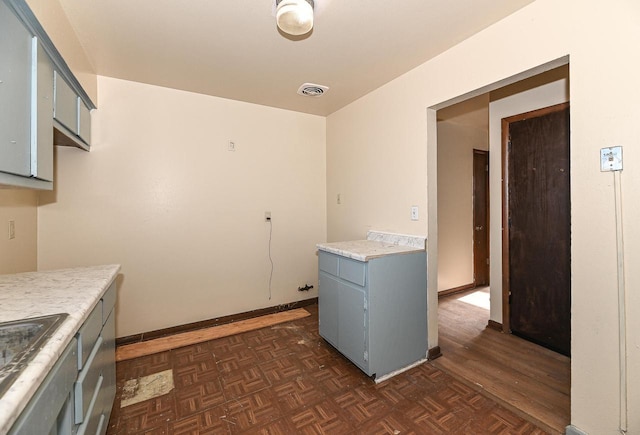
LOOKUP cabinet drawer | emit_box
[101,281,116,326]
[98,309,117,425]
[95,413,107,435]
[74,335,103,424]
[76,375,103,435]
[8,338,77,435]
[339,257,366,287]
[76,302,102,370]
[319,252,339,276]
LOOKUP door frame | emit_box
[501,102,570,334]
[472,149,490,286]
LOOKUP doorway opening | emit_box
[430,60,571,431]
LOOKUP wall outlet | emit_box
[411,206,419,221]
[265,211,271,222]
[337,193,341,205]
[8,220,15,239]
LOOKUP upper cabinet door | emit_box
[0,0,32,177]
[32,38,54,181]
[54,70,78,134]
[79,101,91,146]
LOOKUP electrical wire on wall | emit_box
[267,217,274,300]
[613,170,628,434]
[601,145,628,434]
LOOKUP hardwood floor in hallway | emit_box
[433,288,570,434]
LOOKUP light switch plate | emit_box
[601,146,622,171]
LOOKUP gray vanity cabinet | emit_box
[318,250,427,379]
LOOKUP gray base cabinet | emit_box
[9,282,117,435]
[318,251,427,379]
[74,281,116,435]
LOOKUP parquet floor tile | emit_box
[107,304,552,434]
[174,380,225,419]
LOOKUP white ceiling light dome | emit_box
[276,0,314,36]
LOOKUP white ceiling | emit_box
[58,0,535,116]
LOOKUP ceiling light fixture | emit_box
[276,0,314,36]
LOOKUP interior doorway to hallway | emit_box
[430,61,571,431]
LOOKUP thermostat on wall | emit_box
[601,146,623,172]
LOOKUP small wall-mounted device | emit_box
[601,146,623,171]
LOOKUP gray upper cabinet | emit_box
[0,0,32,178]
[53,71,92,148]
[0,0,95,190]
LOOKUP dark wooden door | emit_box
[473,150,489,286]
[507,104,570,356]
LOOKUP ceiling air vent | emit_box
[297,83,329,97]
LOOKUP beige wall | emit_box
[37,76,327,338]
[488,78,569,322]
[0,190,38,274]
[326,0,640,432]
[437,120,488,291]
[26,0,97,103]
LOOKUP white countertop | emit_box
[317,231,426,261]
[0,264,120,433]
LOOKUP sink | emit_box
[0,313,68,396]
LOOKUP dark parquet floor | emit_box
[107,305,547,434]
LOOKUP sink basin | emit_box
[0,313,68,396]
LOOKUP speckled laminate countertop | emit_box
[0,264,120,433]
[317,230,426,261]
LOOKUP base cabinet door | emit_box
[318,272,339,348]
[319,255,368,373]
[337,282,367,371]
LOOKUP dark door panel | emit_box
[473,150,490,286]
[507,106,571,356]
